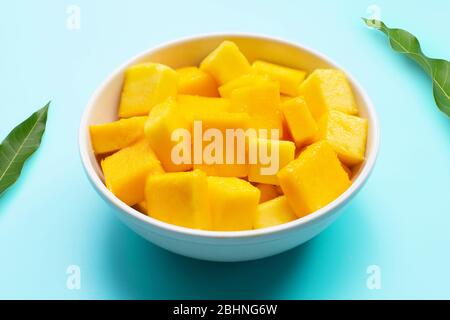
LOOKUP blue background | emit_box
[0,0,449,299]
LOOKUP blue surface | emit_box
[0,0,449,299]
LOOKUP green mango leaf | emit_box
[0,102,50,195]
[363,18,450,117]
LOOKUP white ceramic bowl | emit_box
[79,34,380,262]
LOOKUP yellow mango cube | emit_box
[119,63,179,118]
[200,41,251,85]
[252,60,306,96]
[218,73,271,98]
[254,196,297,229]
[255,183,279,203]
[101,140,164,205]
[177,95,230,122]
[207,176,260,231]
[89,116,147,154]
[146,170,211,229]
[194,112,250,178]
[176,66,219,97]
[248,138,295,185]
[278,141,351,217]
[280,97,318,147]
[144,97,192,172]
[298,69,358,120]
[231,82,283,137]
[317,110,368,166]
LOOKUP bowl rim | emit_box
[79,32,380,239]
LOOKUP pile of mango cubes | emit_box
[90,40,368,231]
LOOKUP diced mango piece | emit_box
[144,97,192,172]
[119,63,178,118]
[231,82,283,137]
[146,170,211,229]
[298,69,358,120]
[101,140,164,205]
[218,73,271,98]
[176,67,219,97]
[317,110,368,166]
[248,138,295,185]
[207,176,260,231]
[255,183,279,203]
[278,141,351,217]
[252,60,306,96]
[193,112,250,178]
[254,196,297,229]
[200,41,251,85]
[89,116,147,154]
[177,95,230,122]
[280,97,318,147]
